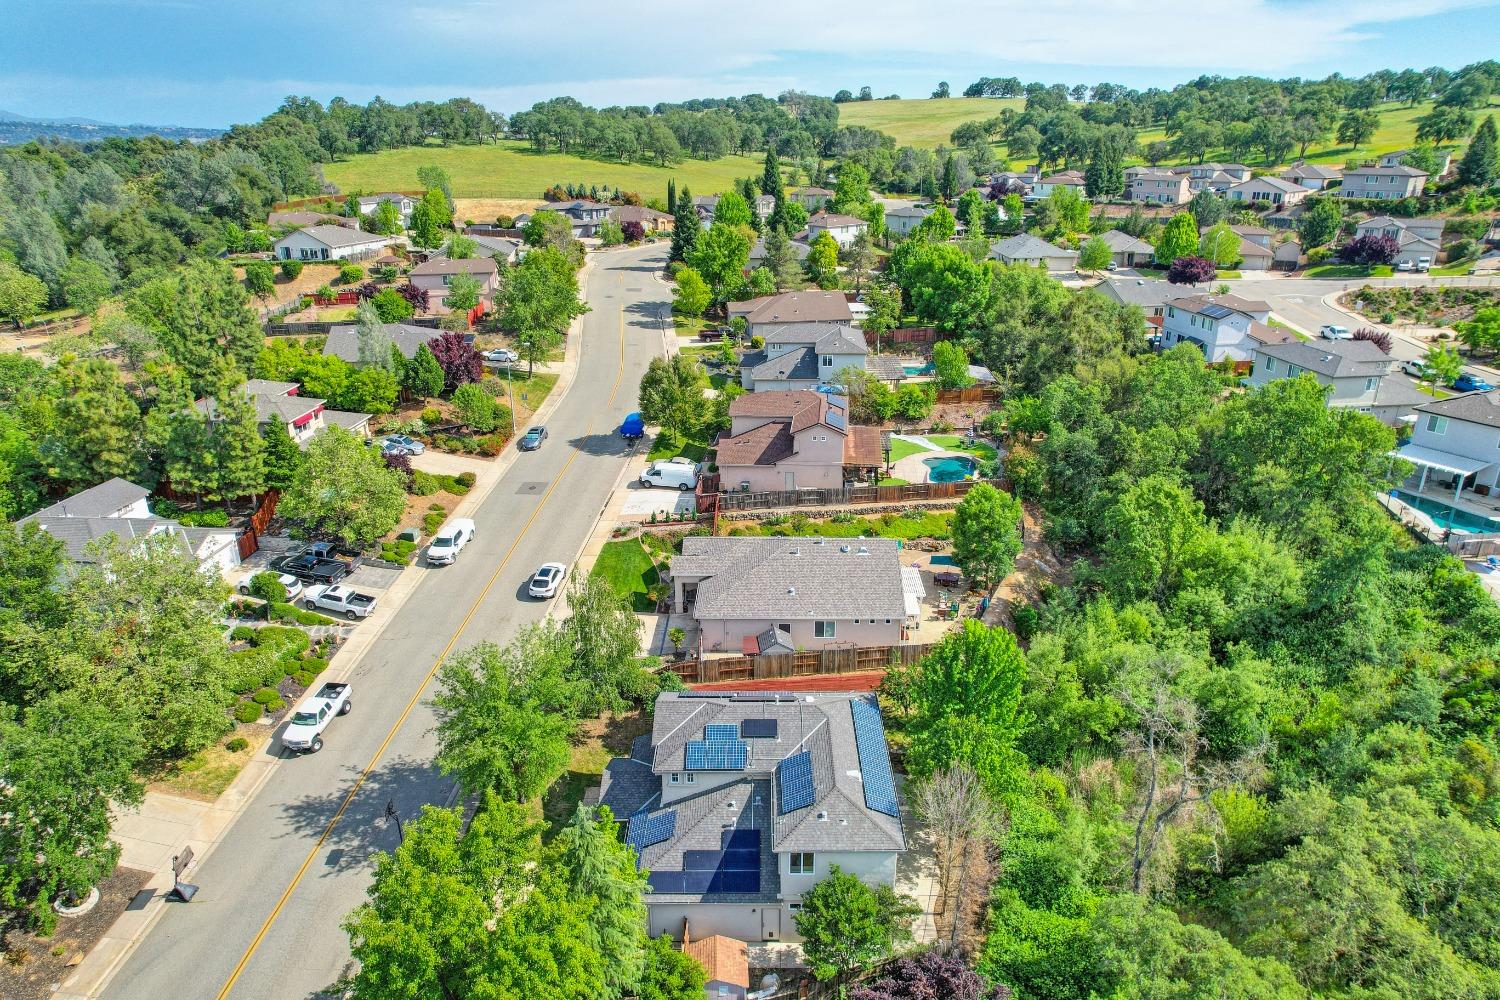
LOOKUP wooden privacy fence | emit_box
[312,290,361,306]
[265,317,441,337]
[716,479,979,511]
[236,489,281,560]
[936,386,1002,404]
[874,326,939,346]
[670,642,935,684]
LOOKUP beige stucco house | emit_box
[715,391,881,493]
[408,256,500,310]
[1340,165,1429,200]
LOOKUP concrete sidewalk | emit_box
[56,257,597,1000]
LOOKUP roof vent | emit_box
[857,546,869,555]
[840,544,851,553]
[788,586,796,596]
[789,547,800,556]
[726,800,737,810]
[816,810,828,821]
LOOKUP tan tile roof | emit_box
[683,935,749,988]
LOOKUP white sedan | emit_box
[528,563,567,599]
[483,347,519,364]
[237,571,303,601]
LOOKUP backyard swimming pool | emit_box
[1390,490,1500,533]
[902,362,934,376]
[924,455,976,483]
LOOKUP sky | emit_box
[2,0,1498,127]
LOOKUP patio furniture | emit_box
[933,570,962,588]
[1487,555,1499,571]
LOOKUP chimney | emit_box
[681,918,691,947]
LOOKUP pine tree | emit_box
[144,365,215,498]
[355,300,395,372]
[261,417,302,492]
[762,147,786,230]
[1459,115,1498,188]
[666,178,676,214]
[669,186,701,263]
[762,226,803,292]
[207,363,266,507]
[557,804,648,997]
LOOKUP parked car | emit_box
[426,518,476,566]
[1417,256,1432,271]
[303,584,378,620]
[620,412,645,443]
[1453,373,1495,393]
[382,433,425,455]
[1319,324,1351,340]
[483,347,519,364]
[236,570,303,601]
[519,426,548,451]
[269,551,350,585]
[528,562,567,598]
[1398,259,1416,272]
[281,681,352,754]
[1400,358,1430,378]
[640,459,698,491]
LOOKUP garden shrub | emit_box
[423,511,447,535]
[301,657,328,677]
[264,697,286,714]
[421,406,442,424]
[1012,605,1039,642]
[280,259,303,280]
[379,539,418,563]
[234,702,263,723]
[177,509,231,527]
[456,471,477,488]
[270,603,336,626]
[252,686,281,705]
[339,264,365,284]
[409,470,441,496]
[226,737,249,752]
[249,571,289,604]
[230,625,257,642]
[251,625,310,654]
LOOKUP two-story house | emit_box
[714,391,881,493]
[988,233,1078,270]
[1393,390,1500,515]
[805,211,869,247]
[729,291,853,338]
[520,200,612,237]
[1026,170,1086,201]
[356,193,417,225]
[1184,163,1252,193]
[408,256,501,310]
[611,204,674,233]
[19,478,241,574]
[1340,165,1429,200]
[790,187,834,210]
[1245,338,1427,425]
[885,204,937,238]
[1092,277,1178,329]
[1200,224,1275,270]
[598,689,907,943]
[1281,163,1343,190]
[273,224,391,263]
[1125,169,1191,204]
[1227,176,1310,207]
[739,324,869,392]
[1380,149,1453,175]
[1161,293,1291,363]
[1353,215,1447,267]
[197,379,370,445]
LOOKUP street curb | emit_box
[55,252,602,1000]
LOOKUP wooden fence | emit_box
[669,642,935,684]
[236,489,281,560]
[935,386,1002,404]
[875,326,939,346]
[715,479,979,511]
[312,290,361,306]
[265,317,441,337]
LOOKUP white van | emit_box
[639,460,698,491]
[426,518,475,565]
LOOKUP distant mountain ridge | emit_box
[0,110,222,145]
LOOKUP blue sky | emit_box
[2,0,1498,126]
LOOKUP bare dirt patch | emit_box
[0,867,152,1000]
[234,261,343,309]
[454,197,545,224]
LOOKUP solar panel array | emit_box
[1200,303,1234,319]
[776,750,815,814]
[826,409,847,430]
[625,810,678,853]
[647,829,762,894]
[685,739,748,770]
[741,718,778,739]
[704,723,740,741]
[850,698,900,817]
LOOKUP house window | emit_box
[685,774,695,784]
[670,773,680,784]
[1264,358,1278,373]
[1365,377,1378,391]
[1426,414,1449,435]
[789,853,814,874]
[814,621,836,638]
[822,356,833,367]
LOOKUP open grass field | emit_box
[837,97,1023,148]
[322,140,764,201]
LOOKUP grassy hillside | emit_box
[321,140,764,201]
[837,97,1023,148]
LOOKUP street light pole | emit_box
[385,800,405,843]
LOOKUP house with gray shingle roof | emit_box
[273,224,391,263]
[598,689,906,943]
[988,233,1078,271]
[1096,229,1156,268]
[1340,164,1429,200]
[196,380,369,446]
[738,323,869,392]
[1245,338,1424,425]
[1162,292,1289,363]
[19,478,240,573]
[322,323,439,366]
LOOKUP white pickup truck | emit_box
[303,584,378,620]
[281,681,351,753]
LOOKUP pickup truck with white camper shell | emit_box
[280,681,352,753]
[302,584,378,620]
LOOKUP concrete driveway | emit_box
[619,480,696,518]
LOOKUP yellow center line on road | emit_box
[215,295,633,1000]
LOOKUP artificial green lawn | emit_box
[926,435,998,461]
[886,438,930,463]
[590,539,661,612]
[724,510,954,541]
[1304,264,1395,279]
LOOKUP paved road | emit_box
[104,243,667,1000]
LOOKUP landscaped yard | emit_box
[541,710,653,837]
[591,538,662,612]
[149,725,269,800]
[927,434,998,461]
[1432,258,1479,277]
[493,370,559,425]
[886,438,930,463]
[674,315,714,338]
[1304,263,1395,279]
[648,428,712,462]
[722,509,954,540]
[323,140,765,201]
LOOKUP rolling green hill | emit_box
[836,97,1023,148]
[321,140,764,201]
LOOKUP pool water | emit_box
[903,363,934,376]
[925,456,977,483]
[1390,489,1500,533]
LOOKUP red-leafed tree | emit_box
[1166,255,1216,285]
[398,283,431,311]
[621,220,646,243]
[1352,327,1393,353]
[427,331,483,393]
[850,951,1011,1000]
[1340,233,1399,265]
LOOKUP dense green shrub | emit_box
[410,470,441,496]
[251,625,310,654]
[235,702,263,723]
[263,697,286,714]
[280,259,303,280]
[252,687,281,705]
[230,625,257,642]
[249,571,289,604]
[338,264,365,284]
[225,737,249,752]
[177,509,231,527]
[424,511,447,535]
[421,406,442,424]
[270,603,336,626]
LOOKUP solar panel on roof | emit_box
[826,410,847,429]
[685,739,748,770]
[741,718,778,739]
[1200,303,1234,319]
[625,810,677,853]
[704,723,740,742]
[776,750,816,814]
[851,698,900,817]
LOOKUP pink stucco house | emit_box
[715,391,882,494]
[408,256,500,310]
